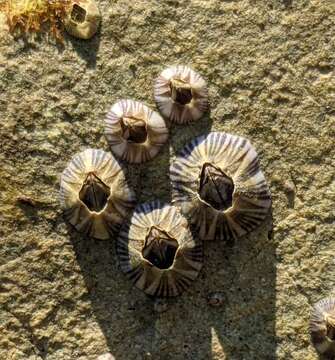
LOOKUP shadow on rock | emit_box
[65,30,101,69]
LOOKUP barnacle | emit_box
[207,292,225,307]
[170,132,271,241]
[116,201,203,297]
[154,65,209,124]
[105,99,169,163]
[0,0,71,41]
[60,148,135,240]
[310,297,335,357]
[63,0,100,40]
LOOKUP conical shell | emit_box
[60,149,135,239]
[116,201,203,297]
[154,65,209,124]
[310,297,335,356]
[64,0,101,40]
[105,100,169,163]
[170,132,271,241]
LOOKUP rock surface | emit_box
[0,0,334,359]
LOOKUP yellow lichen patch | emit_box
[0,0,71,41]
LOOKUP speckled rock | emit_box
[0,0,334,359]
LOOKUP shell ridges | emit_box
[60,148,135,239]
[170,132,271,241]
[116,200,203,297]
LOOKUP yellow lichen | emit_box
[0,0,72,41]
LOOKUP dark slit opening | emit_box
[121,116,147,144]
[79,172,110,212]
[170,78,193,105]
[198,163,234,211]
[142,226,179,269]
[71,4,87,24]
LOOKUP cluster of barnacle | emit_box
[0,0,100,40]
[60,65,273,299]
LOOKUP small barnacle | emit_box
[116,201,203,297]
[154,65,209,124]
[207,292,225,307]
[105,100,169,163]
[310,297,335,357]
[60,149,135,240]
[170,132,272,241]
[63,0,100,39]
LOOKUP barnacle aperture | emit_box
[142,226,179,269]
[60,149,135,240]
[310,297,335,357]
[170,132,272,241]
[120,115,147,144]
[105,100,169,163]
[199,163,234,211]
[170,78,193,105]
[116,201,203,297]
[78,172,110,212]
[154,65,209,124]
[71,3,86,23]
[64,0,101,40]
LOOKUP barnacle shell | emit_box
[97,353,115,360]
[64,0,101,40]
[154,65,209,124]
[207,292,225,307]
[310,297,335,356]
[60,149,135,240]
[105,100,169,163]
[116,201,203,297]
[170,132,271,241]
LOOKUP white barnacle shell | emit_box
[170,132,272,241]
[154,65,209,124]
[310,297,335,356]
[116,200,203,297]
[60,149,135,240]
[105,100,169,163]
[64,0,101,40]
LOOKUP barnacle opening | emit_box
[71,4,86,23]
[79,172,110,212]
[142,226,179,269]
[198,163,234,211]
[170,78,193,106]
[325,314,335,340]
[121,116,148,144]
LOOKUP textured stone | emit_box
[0,0,334,359]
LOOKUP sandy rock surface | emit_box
[0,0,334,359]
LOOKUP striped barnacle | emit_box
[170,132,271,241]
[154,65,209,124]
[60,149,135,239]
[310,297,335,357]
[64,0,101,40]
[105,100,169,163]
[116,201,203,297]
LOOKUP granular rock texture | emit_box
[0,0,334,359]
